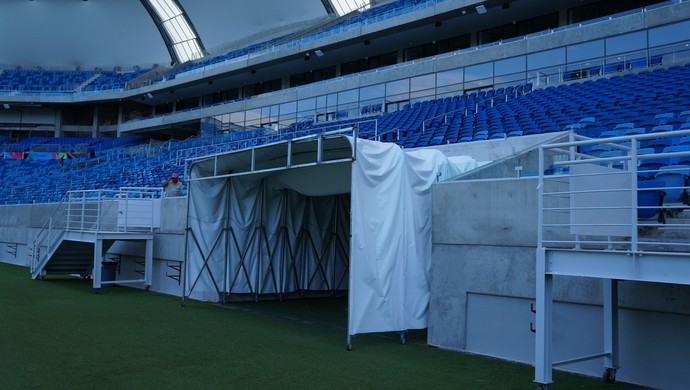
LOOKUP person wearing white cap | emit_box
[162,172,184,197]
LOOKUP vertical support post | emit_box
[144,236,153,289]
[93,238,103,290]
[287,140,292,167]
[317,135,323,163]
[535,247,553,386]
[534,248,553,385]
[603,279,619,372]
[630,140,639,251]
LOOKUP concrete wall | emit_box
[429,176,690,389]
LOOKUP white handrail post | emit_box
[96,191,101,232]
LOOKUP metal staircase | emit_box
[31,188,161,291]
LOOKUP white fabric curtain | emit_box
[348,140,453,335]
[185,137,461,337]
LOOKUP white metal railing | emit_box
[31,194,69,276]
[31,188,162,277]
[538,129,690,253]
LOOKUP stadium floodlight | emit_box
[315,50,324,57]
[476,5,487,14]
[2,104,9,109]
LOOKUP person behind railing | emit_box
[162,173,184,197]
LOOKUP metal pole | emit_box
[603,278,619,381]
[534,248,553,386]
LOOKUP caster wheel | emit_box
[536,384,548,390]
[603,368,616,384]
[94,288,100,294]
[145,285,151,292]
[346,343,352,351]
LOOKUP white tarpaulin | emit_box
[184,135,467,341]
[348,140,454,335]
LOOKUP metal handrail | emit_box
[31,189,162,278]
[538,129,690,253]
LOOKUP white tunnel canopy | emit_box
[184,133,469,340]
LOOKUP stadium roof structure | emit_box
[0,0,352,69]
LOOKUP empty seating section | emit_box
[0,69,147,93]
[2,62,690,205]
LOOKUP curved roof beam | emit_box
[327,0,371,16]
[140,0,205,65]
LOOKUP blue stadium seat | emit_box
[637,179,666,221]
[655,165,689,202]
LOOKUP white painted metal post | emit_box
[93,238,102,290]
[144,236,153,289]
[603,279,619,373]
[535,247,553,386]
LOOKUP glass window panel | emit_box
[298,98,316,112]
[230,111,245,126]
[437,68,463,86]
[245,109,261,126]
[327,93,338,108]
[164,21,182,41]
[567,40,604,62]
[495,56,525,75]
[385,79,409,96]
[175,17,195,38]
[494,72,526,86]
[527,48,566,70]
[649,20,690,46]
[605,31,646,55]
[316,95,327,109]
[270,105,280,118]
[436,84,463,97]
[465,62,493,82]
[464,79,492,91]
[360,84,385,100]
[338,89,358,104]
[150,0,178,20]
[410,88,435,101]
[331,0,370,16]
[410,74,435,92]
[280,101,297,115]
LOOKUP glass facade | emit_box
[202,16,690,132]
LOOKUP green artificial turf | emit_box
[0,262,644,389]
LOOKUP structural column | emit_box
[92,238,103,290]
[603,278,619,380]
[535,247,553,386]
[144,236,153,289]
[92,105,99,138]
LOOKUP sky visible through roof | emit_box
[331,0,371,16]
[148,0,203,63]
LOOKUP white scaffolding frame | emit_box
[535,129,690,388]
